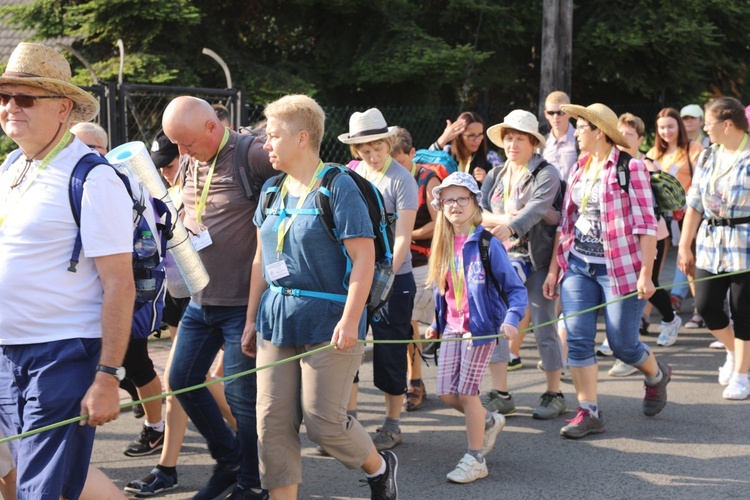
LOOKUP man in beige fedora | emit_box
[0,42,135,499]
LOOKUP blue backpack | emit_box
[68,153,172,338]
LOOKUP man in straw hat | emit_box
[0,42,135,498]
[542,102,670,439]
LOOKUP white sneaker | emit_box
[446,453,489,483]
[608,359,639,377]
[719,358,735,386]
[656,316,681,347]
[709,340,725,349]
[596,339,613,357]
[722,379,749,400]
[481,412,505,457]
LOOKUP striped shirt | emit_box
[556,148,658,296]
[687,145,750,273]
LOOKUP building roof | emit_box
[0,0,74,64]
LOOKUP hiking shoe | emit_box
[722,379,750,400]
[446,453,488,484]
[481,390,516,415]
[508,356,523,371]
[596,340,613,357]
[123,425,165,457]
[709,340,725,349]
[366,450,398,500]
[670,295,682,313]
[193,464,239,500]
[685,313,705,328]
[656,316,681,347]
[560,408,605,439]
[225,485,270,499]
[639,316,650,336]
[133,403,145,419]
[532,391,567,420]
[608,359,638,377]
[643,360,671,417]
[373,428,402,452]
[481,412,505,457]
[124,468,178,497]
[719,357,735,386]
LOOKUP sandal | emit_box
[403,379,426,411]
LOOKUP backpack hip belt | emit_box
[269,284,347,303]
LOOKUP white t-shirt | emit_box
[0,138,133,344]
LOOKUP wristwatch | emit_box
[97,364,126,381]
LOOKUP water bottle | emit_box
[369,256,395,320]
[134,230,159,302]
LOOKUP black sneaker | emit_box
[367,450,398,500]
[225,484,270,499]
[133,403,145,419]
[124,467,178,496]
[123,425,165,457]
[193,464,239,500]
[507,356,523,371]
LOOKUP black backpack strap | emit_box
[233,133,255,200]
[260,173,287,223]
[479,230,509,322]
[615,151,633,195]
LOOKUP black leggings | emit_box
[121,338,158,387]
[648,238,675,323]
[694,268,750,341]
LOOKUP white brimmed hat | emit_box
[560,103,629,148]
[338,108,397,144]
[430,172,483,210]
[0,43,99,122]
[486,109,546,149]
[680,104,704,118]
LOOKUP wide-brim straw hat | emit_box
[486,109,546,149]
[338,108,397,144]
[0,42,99,122]
[560,103,628,148]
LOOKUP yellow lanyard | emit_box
[449,226,475,313]
[503,163,527,210]
[410,161,418,177]
[0,129,72,228]
[711,133,748,194]
[459,155,474,173]
[275,160,326,253]
[580,150,608,213]
[364,156,392,187]
[193,127,230,225]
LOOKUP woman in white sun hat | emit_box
[542,103,671,439]
[339,108,419,452]
[479,109,567,421]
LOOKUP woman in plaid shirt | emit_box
[543,103,671,439]
[678,96,750,401]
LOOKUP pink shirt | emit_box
[446,235,470,332]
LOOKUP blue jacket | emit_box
[433,225,528,346]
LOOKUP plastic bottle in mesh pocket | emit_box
[369,257,395,316]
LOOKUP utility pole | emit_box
[538,0,573,118]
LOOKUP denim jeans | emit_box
[671,265,689,300]
[561,255,650,367]
[169,301,260,489]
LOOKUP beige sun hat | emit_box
[0,42,99,122]
[560,103,628,148]
[486,109,546,149]
[338,108,397,144]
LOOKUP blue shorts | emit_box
[0,338,100,500]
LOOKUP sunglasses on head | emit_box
[0,92,64,108]
[545,110,566,116]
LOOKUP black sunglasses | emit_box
[0,92,64,108]
[545,110,566,116]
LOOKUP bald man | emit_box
[161,96,274,500]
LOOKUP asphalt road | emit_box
[88,250,748,500]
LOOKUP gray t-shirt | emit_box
[254,172,374,347]
[353,159,418,274]
[571,176,605,263]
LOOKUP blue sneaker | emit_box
[193,464,239,500]
[124,468,178,497]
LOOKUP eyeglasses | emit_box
[575,124,593,133]
[440,197,472,208]
[0,92,64,108]
[545,110,566,116]
[704,120,725,128]
[461,133,484,142]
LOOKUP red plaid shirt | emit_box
[556,148,657,296]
